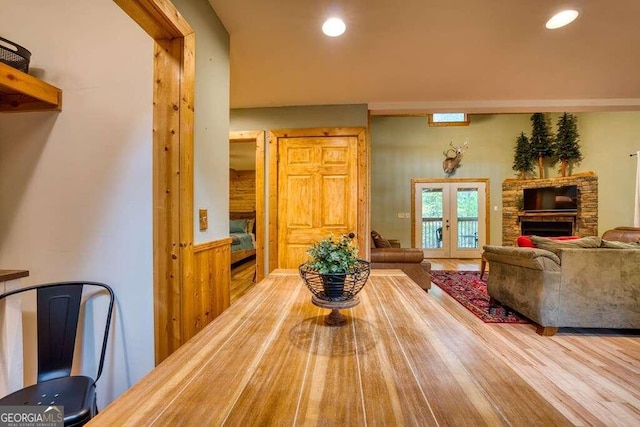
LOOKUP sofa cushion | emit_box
[371,230,392,248]
[529,235,602,256]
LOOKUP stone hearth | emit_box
[502,172,598,246]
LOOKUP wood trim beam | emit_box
[114,0,193,39]
[115,0,196,364]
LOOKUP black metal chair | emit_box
[0,282,114,426]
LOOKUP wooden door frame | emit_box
[268,127,368,272]
[115,0,195,364]
[411,178,490,251]
[229,130,265,282]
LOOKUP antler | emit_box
[442,141,470,175]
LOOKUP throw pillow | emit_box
[600,239,640,249]
[246,218,256,234]
[516,236,535,247]
[371,230,392,248]
[529,235,602,256]
[230,219,247,233]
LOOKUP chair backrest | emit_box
[0,282,114,384]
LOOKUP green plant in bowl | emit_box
[304,234,359,274]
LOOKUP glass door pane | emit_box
[456,188,479,249]
[450,182,485,259]
[421,188,443,249]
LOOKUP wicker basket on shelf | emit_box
[0,36,31,73]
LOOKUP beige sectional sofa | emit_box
[483,228,640,335]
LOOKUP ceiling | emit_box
[209,0,640,114]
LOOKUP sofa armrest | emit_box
[482,245,561,271]
[601,227,640,243]
[370,248,424,263]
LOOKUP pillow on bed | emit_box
[230,219,247,233]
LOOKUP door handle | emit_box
[347,232,355,239]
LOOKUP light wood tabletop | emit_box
[93,269,569,426]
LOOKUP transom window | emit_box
[428,113,469,127]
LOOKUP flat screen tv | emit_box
[523,185,578,212]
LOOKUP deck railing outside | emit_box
[421,217,478,249]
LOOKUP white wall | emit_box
[0,0,154,407]
[173,0,230,244]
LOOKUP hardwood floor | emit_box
[228,257,639,424]
[427,258,640,425]
[230,257,256,304]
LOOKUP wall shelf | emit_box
[0,62,62,112]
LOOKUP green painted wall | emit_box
[371,112,640,247]
[173,0,230,243]
[230,104,368,131]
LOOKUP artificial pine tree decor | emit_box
[553,112,582,177]
[512,132,533,179]
[530,113,554,178]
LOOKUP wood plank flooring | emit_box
[229,257,640,425]
[230,257,256,304]
[428,258,640,426]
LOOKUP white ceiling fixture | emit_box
[546,9,580,29]
[322,17,346,37]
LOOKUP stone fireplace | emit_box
[502,172,598,246]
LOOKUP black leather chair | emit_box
[0,282,114,426]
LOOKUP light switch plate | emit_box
[199,209,208,231]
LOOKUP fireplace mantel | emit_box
[502,173,598,246]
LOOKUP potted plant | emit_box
[529,113,554,178]
[300,234,368,300]
[512,132,534,179]
[552,112,583,177]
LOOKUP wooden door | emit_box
[269,128,367,270]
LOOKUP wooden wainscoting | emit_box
[189,238,233,341]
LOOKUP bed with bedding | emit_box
[230,211,256,264]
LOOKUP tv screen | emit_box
[523,185,578,212]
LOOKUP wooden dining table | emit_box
[93,270,568,426]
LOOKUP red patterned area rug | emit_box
[430,270,530,324]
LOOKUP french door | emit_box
[412,179,488,258]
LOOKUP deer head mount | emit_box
[442,141,469,176]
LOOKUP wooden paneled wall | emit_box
[230,169,256,212]
[189,238,232,340]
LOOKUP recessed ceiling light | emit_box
[545,9,579,29]
[322,17,346,37]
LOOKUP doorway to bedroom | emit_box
[411,178,489,259]
[229,131,265,301]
